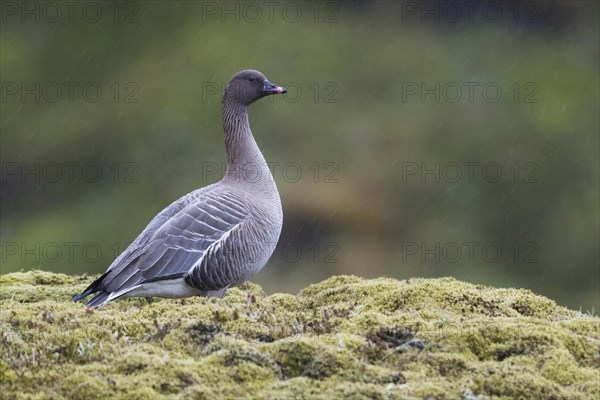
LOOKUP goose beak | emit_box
[263,80,287,95]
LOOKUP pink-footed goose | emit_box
[73,70,286,308]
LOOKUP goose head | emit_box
[224,69,287,105]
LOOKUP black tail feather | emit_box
[85,291,111,308]
[72,270,111,302]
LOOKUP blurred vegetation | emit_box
[1,1,598,310]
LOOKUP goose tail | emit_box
[72,270,111,303]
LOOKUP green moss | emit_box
[1,272,598,399]
[61,372,111,400]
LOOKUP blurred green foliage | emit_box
[1,1,598,310]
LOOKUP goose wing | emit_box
[74,186,252,306]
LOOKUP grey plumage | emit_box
[73,70,286,308]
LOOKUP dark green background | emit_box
[1,1,598,310]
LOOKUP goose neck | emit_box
[222,99,274,189]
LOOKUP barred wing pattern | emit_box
[81,186,272,307]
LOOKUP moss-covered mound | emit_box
[1,271,598,399]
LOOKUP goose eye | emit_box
[248,78,256,83]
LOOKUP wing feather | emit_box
[90,186,251,298]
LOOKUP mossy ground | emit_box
[1,271,598,399]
